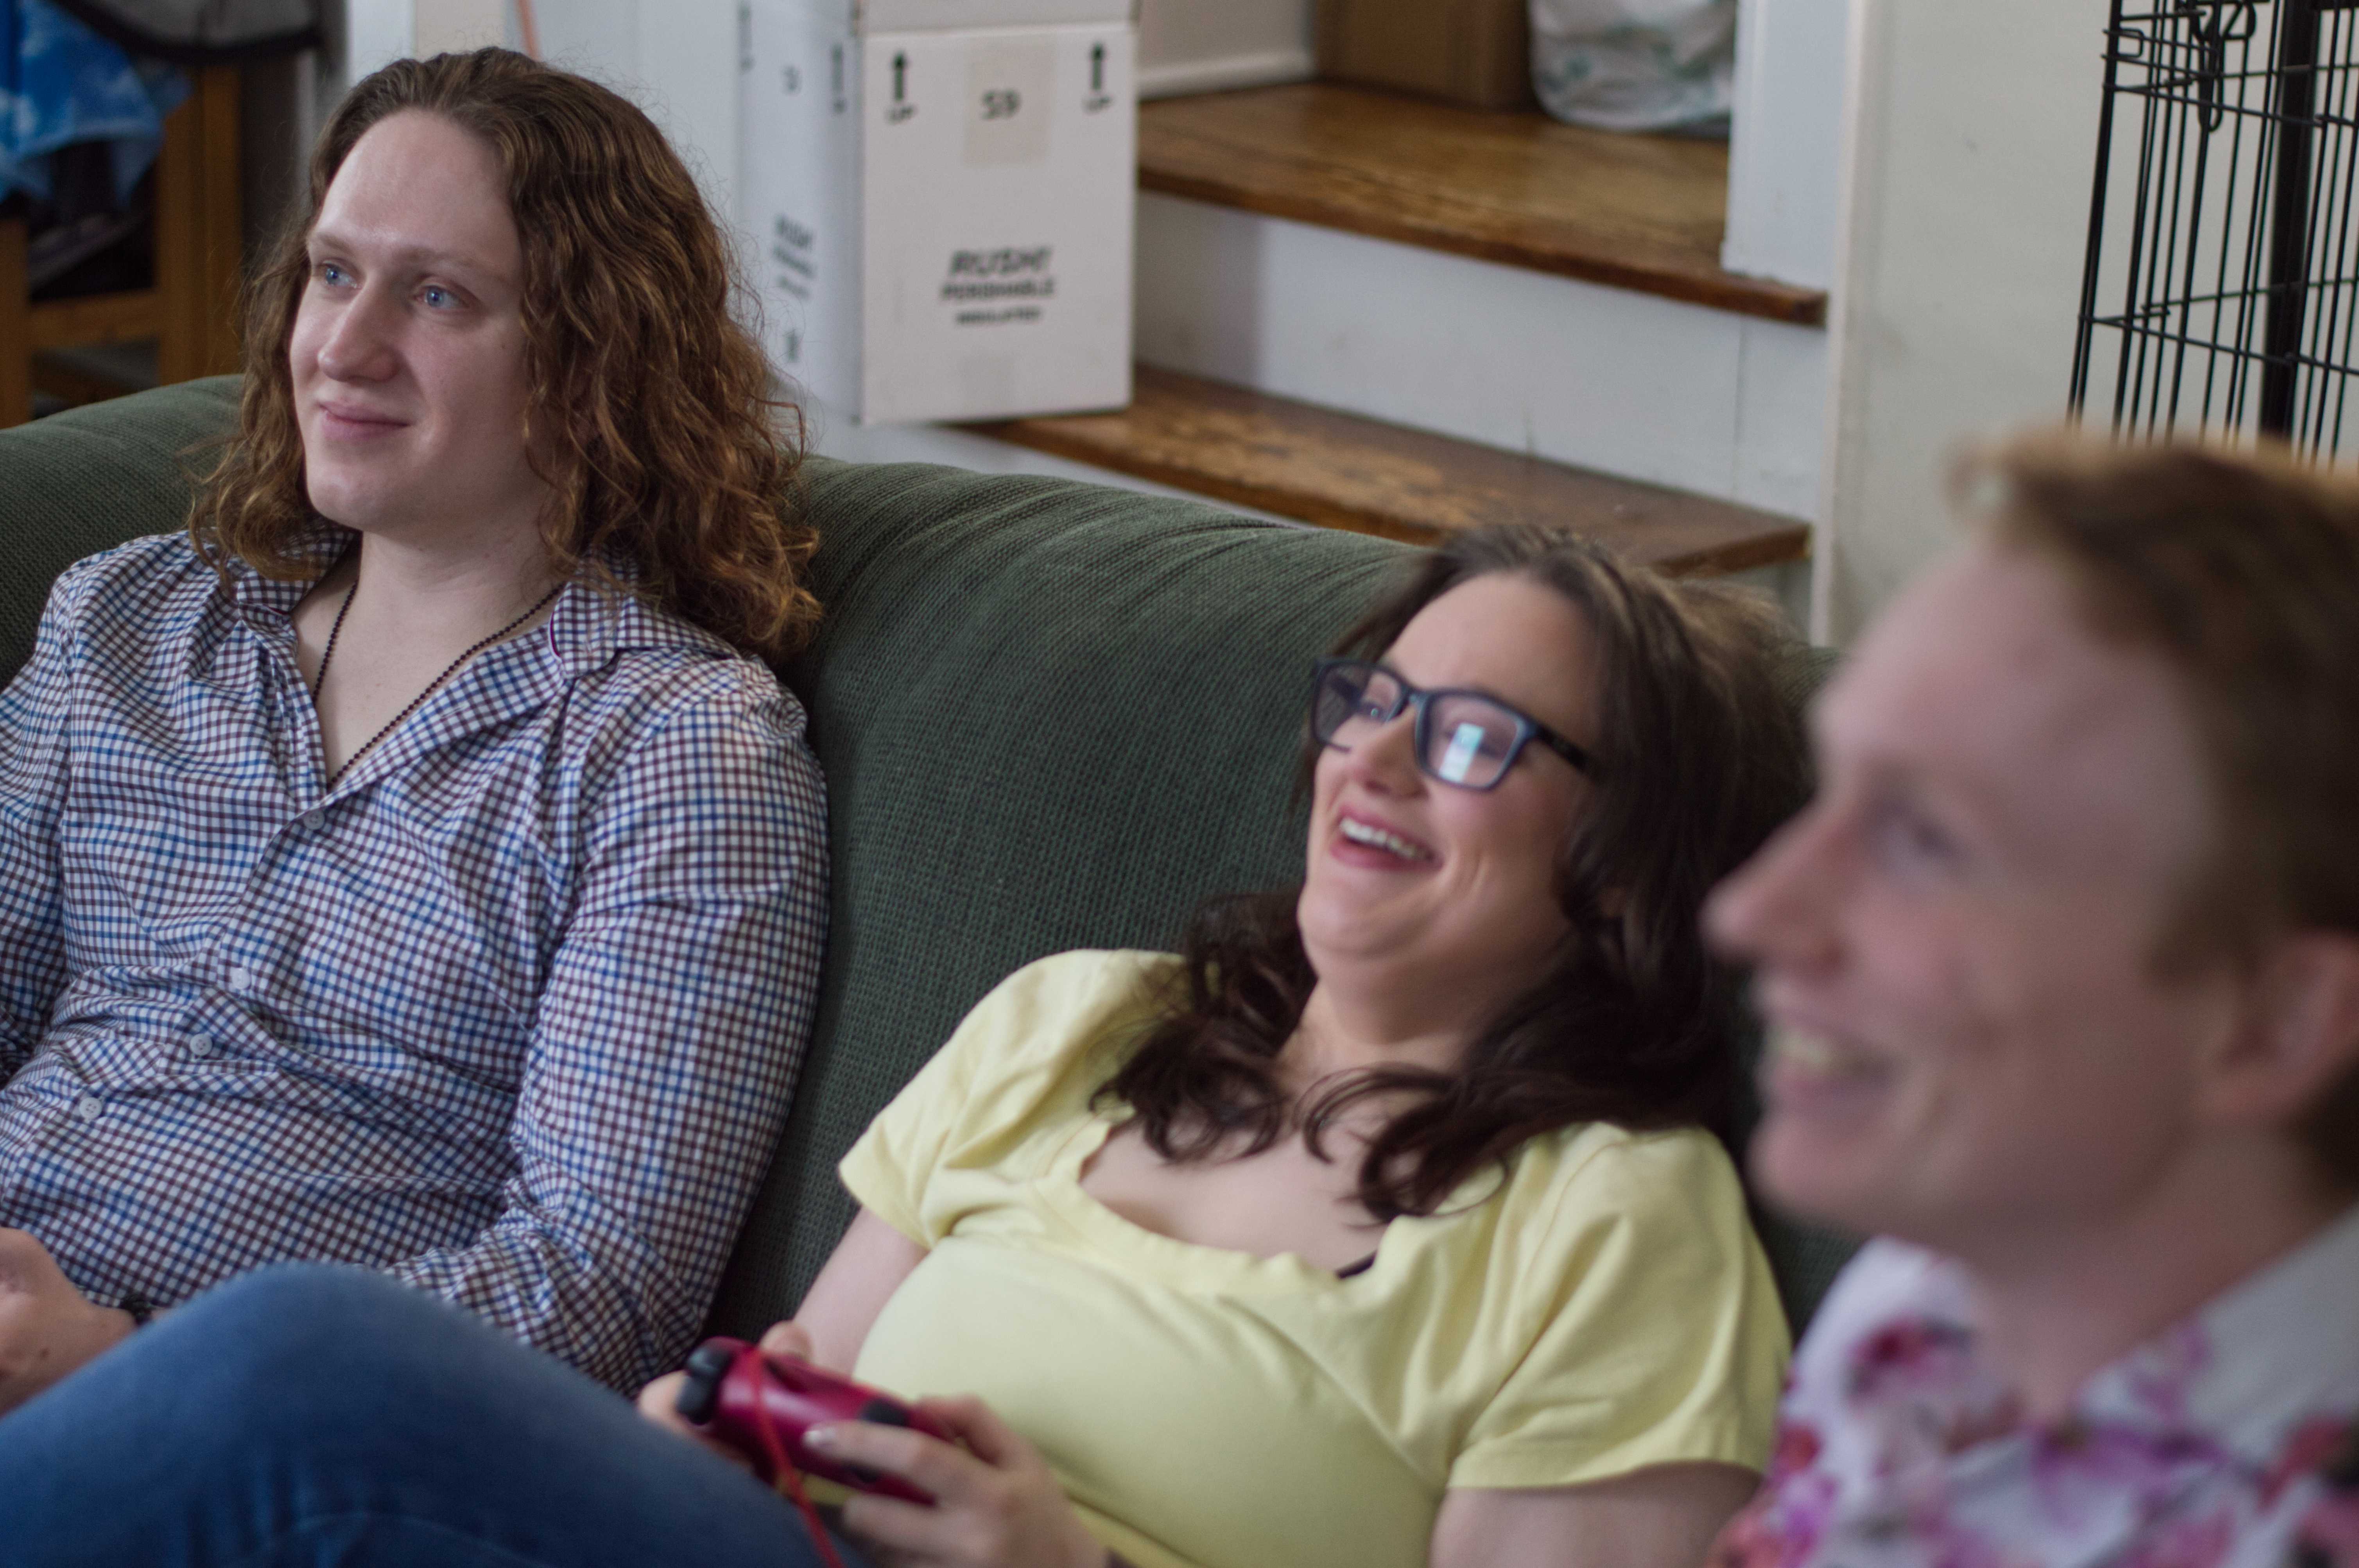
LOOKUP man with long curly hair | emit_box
[0,50,827,1400]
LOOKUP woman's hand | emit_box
[816,1394,1107,1568]
[633,1321,819,1468]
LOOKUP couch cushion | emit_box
[0,381,1859,1334]
[0,377,244,681]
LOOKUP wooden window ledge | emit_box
[965,366,1810,576]
[1139,82,1826,327]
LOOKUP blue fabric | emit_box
[0,1264,871,1568]
[1,0,187,204]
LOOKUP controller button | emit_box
[674,1343,737,1425]
[859,1398,912,1428]
[674,1377,718,1424]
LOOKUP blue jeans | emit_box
[0,1264,871,1568]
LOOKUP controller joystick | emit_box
[674,1336,952,1506]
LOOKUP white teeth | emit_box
[1339,817,1433,861]
[1768,1027,1873,1078]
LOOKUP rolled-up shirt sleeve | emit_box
[389,678,828,1389]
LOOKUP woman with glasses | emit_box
[2,526,1810,1568]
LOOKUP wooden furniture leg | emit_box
[156,65,245,385]
[1,216,29,428]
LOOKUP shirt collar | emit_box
[538,551,735,678]
[2074,1199,2359,1449]
[213,526,731,678]
[1836,1201,2359,1467]
[187,523,351,687]
[224,520,355,621]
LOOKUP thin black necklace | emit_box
[312,573,564,787]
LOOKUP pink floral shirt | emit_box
[1713,1205,2359,1568]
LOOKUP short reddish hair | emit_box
[190,48,819,658]
[1960,433,2359,1194]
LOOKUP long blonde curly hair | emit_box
[188,48,820,659]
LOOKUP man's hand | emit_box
[635,1320,818,1469]
[0,1228,134,1415]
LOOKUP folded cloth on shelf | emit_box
[0,0,186,205]
[1529,0,1737,136]
[52,0,318,65]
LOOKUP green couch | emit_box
[0,378,1857,1345]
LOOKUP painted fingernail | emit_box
[805,1424,839,1450]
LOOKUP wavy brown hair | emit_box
[1101,527,1814,1221]
[187,48,819,657]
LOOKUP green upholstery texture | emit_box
[0,377,243,678]
[0,379,1859,1341]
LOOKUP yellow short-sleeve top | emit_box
[839,950,1789,1568]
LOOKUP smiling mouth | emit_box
[1338,816,1435,863]
[1765,1026,1886,1084]
[315,403,408,431]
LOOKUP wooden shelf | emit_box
[964,366,1810,577]
[1,64,240,427]
[28,289,162,353]
[1139,82,1826,327]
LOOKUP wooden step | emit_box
[963,367,1810,577]
[1138,82,1827,328]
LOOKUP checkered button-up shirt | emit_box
[0,531,828,1389]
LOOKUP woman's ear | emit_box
[2201,930,2359,1131]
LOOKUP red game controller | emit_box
[674,1337,953,1505]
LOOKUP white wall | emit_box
[344,0,507,81]
[337,0,743,231]
[1724,0,1847,291]
[341,0,412,85]
[531,1,742,224]
[1815,0,2111,639]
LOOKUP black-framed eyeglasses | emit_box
[1310,657,1594,791]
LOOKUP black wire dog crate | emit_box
[2072,0,2359,458]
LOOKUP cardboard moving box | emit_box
[742,0,1137,424]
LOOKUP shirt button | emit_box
[73,1094,102,1121]
[189,1032,216,1056]
[227,965,256,993]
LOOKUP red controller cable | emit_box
[749,1363,851,1568]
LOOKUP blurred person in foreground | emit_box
[1705,435,2359,1567]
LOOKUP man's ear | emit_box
[2205,931,2359,1128]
